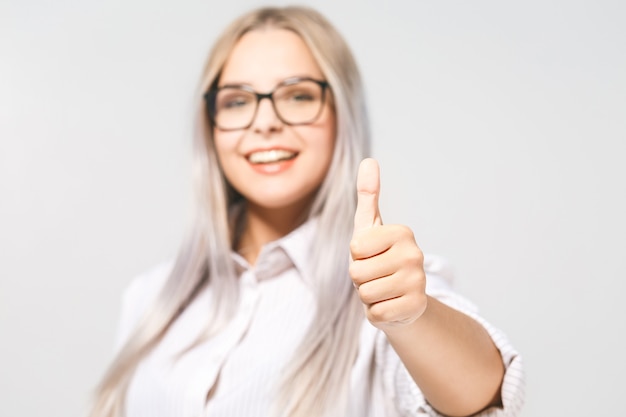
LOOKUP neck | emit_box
[236,199,312,265]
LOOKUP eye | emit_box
[217,90,254,111]
[277,84,320,104]
[290,92,315,102]
[224,98,247,108]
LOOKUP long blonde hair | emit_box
[90,6,371,417]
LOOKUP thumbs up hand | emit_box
[350,158,428,332]
[350,160,507,416]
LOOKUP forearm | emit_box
[383,296,504,417]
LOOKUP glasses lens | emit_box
[214,88,257,130]
[274,80,324,125]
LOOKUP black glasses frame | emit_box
[204,77,330,131]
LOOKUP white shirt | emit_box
[116,220,524,417]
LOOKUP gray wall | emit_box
[2,0,625,416]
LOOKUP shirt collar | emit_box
[230,217,318,282]
[277,216,318,277]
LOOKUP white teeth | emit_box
[248,149,297,164]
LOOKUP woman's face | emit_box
[213,29,336,212]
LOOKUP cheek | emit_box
[213,132,240,166]
[306,129,336,189]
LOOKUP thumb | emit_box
[354,158,382,232]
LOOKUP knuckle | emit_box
[366,307,380,324]
[358,283,375,304]
[348,261,361,281]
[349,237,362,256]
[405,269,425,290]
[367,303,392,323]
[397,246,423,271]
[409,246,424,264]
[391,224,414,240]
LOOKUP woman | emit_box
[90,6,524,417]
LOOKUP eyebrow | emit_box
[217,75,317,90]
[218,82,250,89]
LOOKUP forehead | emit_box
[219,28,324,89]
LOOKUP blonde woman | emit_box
[90,6,524,417]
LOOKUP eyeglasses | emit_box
[204,77,330,131]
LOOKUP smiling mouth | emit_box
[247,149,298,164]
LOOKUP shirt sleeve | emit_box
[376,255,526,417]
[114,262,173,352]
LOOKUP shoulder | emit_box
[122,261,173,307]
[423,253,479,317]
[423,253,455,288]
[114,261,173,350]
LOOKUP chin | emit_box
[246,189,318,212]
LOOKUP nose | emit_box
[251,96,282,134]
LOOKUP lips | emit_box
[247,149,298,164]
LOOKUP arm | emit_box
[384,295,504,416]
[350,159,505,416]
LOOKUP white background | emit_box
[2,0,625,416]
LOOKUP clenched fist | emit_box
[349,158,428,332]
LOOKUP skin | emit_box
[351,159,505,416]
[215,28,505,416]
[214,29,335,263]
